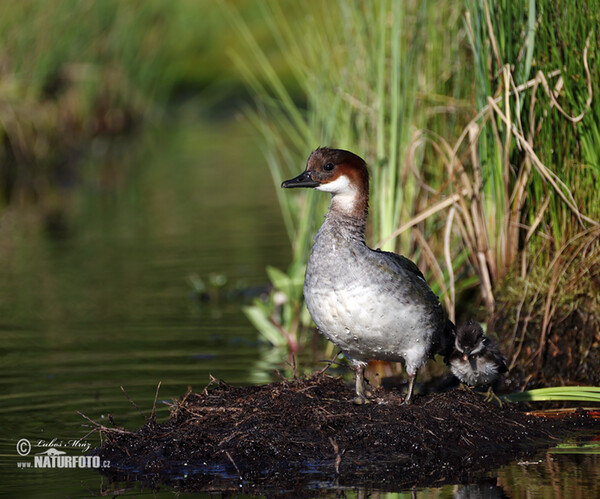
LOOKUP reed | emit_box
[230,0,468,349]
[453,0,600,315]
[452,0,600,383]
[0,0,261,205]
[233,0,600,389]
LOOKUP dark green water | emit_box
[0,119,598,497]
[0,118,292,497]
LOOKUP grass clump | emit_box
[457,0,600,385]
[455,0,600,313]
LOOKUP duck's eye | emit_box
[323,162,334,171]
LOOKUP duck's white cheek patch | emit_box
[316,175,351,194]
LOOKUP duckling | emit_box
[449,321,507,397]
[281,147,455,404]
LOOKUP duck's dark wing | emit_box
[369,248,457,357]
[440,318,456,360]
[372,249,426,281]
[482,337,508,373]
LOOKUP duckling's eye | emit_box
[323,162,334,171]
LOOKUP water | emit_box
[0,117,598,497]
[0,117,291,496]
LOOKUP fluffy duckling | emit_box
[449,321,507,390]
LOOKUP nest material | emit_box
[91,373,596,494]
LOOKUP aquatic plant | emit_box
[0,0,269,205]
[457,0,600,383]
[453,0,600,311]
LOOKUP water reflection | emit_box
[0,118,290,496]
[497,450,600,498]
[452,479,508,498]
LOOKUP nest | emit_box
[88,373,596,494]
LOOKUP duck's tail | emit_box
[440,318,456,364]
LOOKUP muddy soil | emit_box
[92,373,597,494]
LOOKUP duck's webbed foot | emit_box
[483,386,503,407]
[461,384,503,407]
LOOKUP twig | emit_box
[150,381,162,421]
[225,451,242,479]
[444,206,457,322]
[179,385,193,409]
[315,352,341,375]
[413,228,451,312]
[121,386,147,421]
[537,33,593,123]
[487,96,598,228]
[376,192,462,249]
[507,280,529,370]
[329,437,342,475]
[483,0,502,69]
[76,411,134,436]
[291,353,297,379]
[202,375,218,396]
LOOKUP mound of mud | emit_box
[92,373,596,494]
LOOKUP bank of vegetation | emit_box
[233,1,600,388]
[0,0,276,207]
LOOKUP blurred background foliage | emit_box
[0,0,296,205]
[0,0,598,387]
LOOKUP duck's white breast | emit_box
[304,278,432,369]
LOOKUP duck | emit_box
[281,147,455,404]
[448,320,507,389]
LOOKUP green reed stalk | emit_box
[229,0,465,348]
[462,0,600,307]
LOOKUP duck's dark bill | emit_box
[281,171,319,188]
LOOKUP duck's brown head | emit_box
[281,147,369,218]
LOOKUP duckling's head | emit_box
[455,321,485,361]
[281,147,369,217]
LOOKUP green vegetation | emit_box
[232,0,600,387]
[503,386,600,403]
[463,0,600,384]
[0,0,275,205]
[461,0,599,306]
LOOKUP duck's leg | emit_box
[353,362,369,405]
[404,367,418,404]
[483,386,503,407]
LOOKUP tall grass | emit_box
[455,0,600,381]
[233,0,600,387]
[457,1,599,308]
[0,1,166,204]
[229,0,468,349]
[0,0,268,206]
